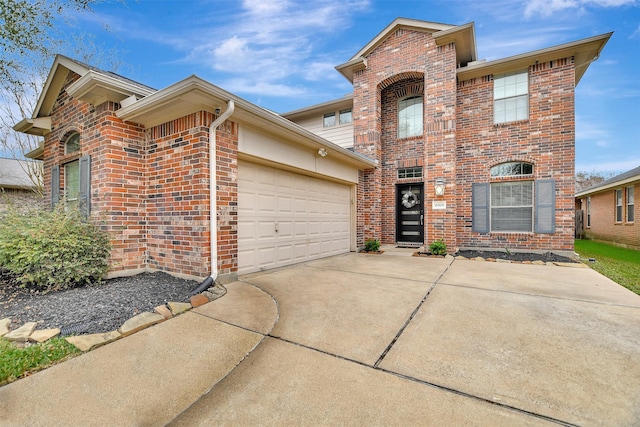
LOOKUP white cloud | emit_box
[217,77,307,98]
[524,0,637,18]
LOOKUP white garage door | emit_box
[238,161,352,274]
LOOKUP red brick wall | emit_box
[353,28,458,250]
[580,182,639,249]
[44,73,147,273]
[353,27,576,253]
[456,58,576,252]
[146,112,238,279]
[44,72,239,279]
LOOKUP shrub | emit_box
[429,239,447,256]
[364,238,381,252]
[0,204,111,292]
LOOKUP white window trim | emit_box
[398,95,423,139]
[626,186,634,223]
[615,188,623,223]
[493,70,529,125]
[490,181,534,233]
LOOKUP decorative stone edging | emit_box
[0,284,227,352]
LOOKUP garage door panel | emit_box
[238,161,351,274]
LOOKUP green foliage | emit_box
[575,240,640,295]
[0,204,111,292]
[0,336,80,386]
[429,239,447,256]
[364,238,381,252]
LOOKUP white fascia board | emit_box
[66,70,156,103]
[576,176,640,198]
[116,76,377,170]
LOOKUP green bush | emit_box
[429,239,447,256]
[364,238,381,252]
[0,204,111,292]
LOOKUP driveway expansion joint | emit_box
[373,257,455,368]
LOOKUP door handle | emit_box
[420,212,424,225]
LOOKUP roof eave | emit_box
[576,175,640,198]
[66,70,156,106]
[336,17,457,83]
[12,117,51,136]
[457,32,613,85]
[433,22,478,66]
[116,76,377,170]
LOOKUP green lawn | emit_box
[0,337,80,386]
[575,240,640,295]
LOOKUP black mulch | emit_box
[456,250,577,263]
[0,271,198,336]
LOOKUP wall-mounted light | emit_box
[317,148,328,157]
[434,178,445,196]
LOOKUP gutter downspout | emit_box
[190,100,235,295]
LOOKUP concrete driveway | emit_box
[171,249,640,426]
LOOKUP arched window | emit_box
[398,95,423,139]
[490,162,533,177]
[52,132,91,217]
[65,132,80,155]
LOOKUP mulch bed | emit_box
[0,270,198,335]
[456,250,577,263]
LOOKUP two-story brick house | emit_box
[15,18,611,282]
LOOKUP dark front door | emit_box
[396,183,424,244]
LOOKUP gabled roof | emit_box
[576,165,640,198]
[115,76,376,170]
[13,55,156,136]
[336,18,477,82]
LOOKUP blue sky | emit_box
[58,0,640,174]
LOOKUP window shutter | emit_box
[79,155,91,218]
[51,165,60,207]
[472,183,490,234]
[535,180,555,233]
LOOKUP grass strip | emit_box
[575,240,640,296]
[0,336,80,386]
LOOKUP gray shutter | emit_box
[79,155,91,218]
[472,183,490,234]
[51,165,60,207]
[535,180,555,234]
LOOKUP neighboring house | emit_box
[576,166,639,250]
[0,157,42,213]
[14,18,611,282]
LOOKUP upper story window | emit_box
[398,95,423,139]
[490,162,533,177]
[323,109,352,128]
[494,70,529,124]
[339,109,352,125]
[65,132,80,154]
[626,186,634,222]
[323,112,336,128]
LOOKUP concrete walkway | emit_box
[2,249,640,425]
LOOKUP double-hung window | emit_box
[491,181,534,232]
[627,186,635,222]
[472,161,555,234]
[398,95,423,138]
[494,70,529,124]
[52,132,91,218]
[586,196,591,227]
[615,189,623,222]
